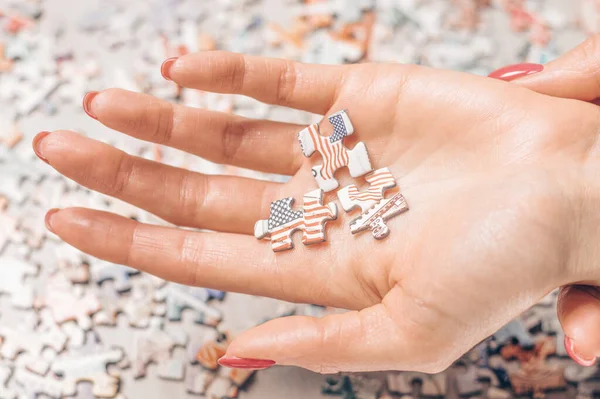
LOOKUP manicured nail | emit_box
[218,356,275,370]
[32,131,51,164]
[45,208,60,234]
[565,336,597,367]
[161,57,178,81]
[82,91,99,120]
[488,63,544,82]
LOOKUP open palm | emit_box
[36,51,600,373]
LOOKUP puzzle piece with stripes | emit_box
[254,190,338,252]
[297,110,372,192]
[337,168,409,240]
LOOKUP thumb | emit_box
[558,285,600,367]
[218,287,442,374]
[489,34,600,102]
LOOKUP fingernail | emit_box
[488,63,544,82]
[82,91,99,120]
[161,57,178,81]
[565,336,597,367]
[45,208,60,234]
[32,131,51,164]
[218,356,275,370]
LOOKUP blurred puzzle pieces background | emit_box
[0,0,598,398]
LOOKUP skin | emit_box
[35,36,600,374]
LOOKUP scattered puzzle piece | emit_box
[51,348,124,398]
[154,283,222,326]
[0,257,38,308]
[297,110,372,192]
[337,168,397,213]
[131,317,188,379]
[255,189,338,252]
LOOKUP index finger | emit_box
[164,51,346,115]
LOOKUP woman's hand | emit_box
[33,47,600,373]
[490,34,600,368]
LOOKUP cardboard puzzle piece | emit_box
[195,339,228,371]
[337,167,397,213]
[254,189,338,252]
[0,363,18,399]
[91,261,139,293]
[297,110,372,192]
[14,367,63,398]
[0,257,38,308]
[132,317,188,379]
[34,276,101,330]
[154,283,222,326]
[186,366,214,395]
[51,348,124,398]
[338,168,408,240]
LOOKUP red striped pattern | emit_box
[347,169,396,203]
[270,199,335,251]
[307,124,350,180]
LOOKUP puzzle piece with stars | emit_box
[255,189,338,252]
[297,110,372,192]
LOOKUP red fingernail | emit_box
[565,336,597,367]
[32,131,51,164]
[161,57,178,81]
[83,91,99,120]
[488,63,544,82]
[45,208,60,234]
[218,356,275,370]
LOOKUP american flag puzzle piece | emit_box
[337,168,409,240]
[254,189,338,252]
[298,110,373,192]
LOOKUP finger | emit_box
[162,51,345,114]
[558,285,600,366]
[35,130,278,234]
[84,88,303,175]
[46,208,286,297]
[219,287,438,373]
[489,34,600,102]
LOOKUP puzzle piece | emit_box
[14,367,63,398]
[0,257,38,308]
[337,168,397,213]
[0,363,18,399]
[254,189,338,252]
[34,275,101,330]
[186,366,214,395]
[51,348,124,398]
[131,317,188,379]
[297,110,372,192]
[91,260,139,293]
[154,283,222,326]
[338,168,408,239]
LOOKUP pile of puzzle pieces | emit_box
[0,0,598,397]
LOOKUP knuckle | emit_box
[275,60,298,106]
[228,54,247,93]
[108,152,135,197]
[176,173,203,225]
[220,118,245,163]
[136,100,174,144]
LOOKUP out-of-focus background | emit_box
[0,0,598,398]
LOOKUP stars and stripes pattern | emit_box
[264,191,337,252]
[306,123,350,181]
[346,168,396,205]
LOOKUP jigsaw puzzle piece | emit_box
[349,192,409,239]
[155,283,222,325]
[51,348,124,398]
[0,257,38,308]
[255,189,337,252]
[337,168,397,213]
[14,367,63,398]
[297,110,372,192]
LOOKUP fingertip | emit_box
[161,57,178,81]
[44,208,60,234]
[83,91,99,119]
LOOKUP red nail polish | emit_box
[32,131,51,164]
[161,57,178,81]
[83,91,99,120]
[45,208,60,234]
[488,63,544,82]
[218,356,275,370]
[565,336,597,367]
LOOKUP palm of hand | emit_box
[39,53,600,373]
